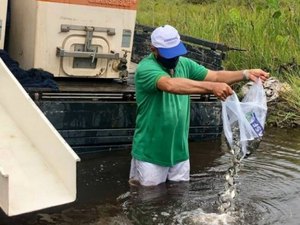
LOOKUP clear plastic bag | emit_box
[222,79,267,158]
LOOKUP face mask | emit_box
[156,55,179,70]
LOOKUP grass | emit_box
[274,73,300,127]
[136,0,300,127]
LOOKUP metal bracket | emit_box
[56,47,120,59]
[84,26,94,53]
[60,24,115,36]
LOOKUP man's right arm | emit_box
[156,76,233,101]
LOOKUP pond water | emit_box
[0,127,299,225]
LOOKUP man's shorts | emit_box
[129,158,190,186]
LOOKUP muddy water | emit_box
[0,128,299,225]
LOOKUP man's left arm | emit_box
[205,69,269,84]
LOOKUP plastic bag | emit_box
[222,79,267,158]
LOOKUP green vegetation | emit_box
[268,73,300,127]
[136,0,300,127]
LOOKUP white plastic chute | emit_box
[0,58,80,216]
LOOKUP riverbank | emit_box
[267,98,300,128]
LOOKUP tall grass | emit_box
[136,0,300,72]
[136,0,300,126]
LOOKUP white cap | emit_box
[151,25,187,59]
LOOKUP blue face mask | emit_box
[156,55,179,70]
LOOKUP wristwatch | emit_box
[243,70,249,80]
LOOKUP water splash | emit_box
[172,208,238,225]
[217,123,261,214]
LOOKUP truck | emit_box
[0,0,233,216]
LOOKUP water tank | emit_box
[8,0,137,80]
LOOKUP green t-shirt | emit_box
[132,54,208,166]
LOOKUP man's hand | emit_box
[211,83,233,101]
[244,69,269,82]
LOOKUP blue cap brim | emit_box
[157,42,187,59]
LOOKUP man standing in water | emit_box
[129,24,269,186]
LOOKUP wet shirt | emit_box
[132,54,208,166]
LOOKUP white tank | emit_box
[0,0,8,50]
[8,0,137,80]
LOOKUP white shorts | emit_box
[129,158,190,186]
